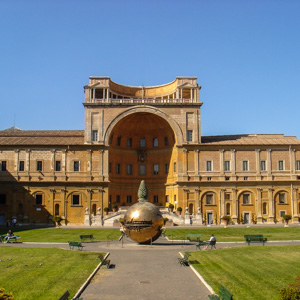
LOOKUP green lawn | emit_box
[166,227,300,241]
[0,228,121,242]
[0,247,102,300]
[189,245,300,300]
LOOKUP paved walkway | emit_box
[2,236,300,300]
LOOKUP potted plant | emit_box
[282,214,292,226]
[163,217,169,225]
[104,207,109,215]
[176,207,183,215]
[168,203,174,212]
[221,215,231,227]
[252,213,257,224]
[112,203,118,212]
[203,214,207,225]
[52,216,62,228]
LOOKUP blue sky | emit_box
[1,0,300,138]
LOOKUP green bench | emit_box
[68,241,83,250]
[244,234,267,246]
[98,253,111,269]
[186,234,202,242]
[58,290,70,300]
[208,285,233,300]
[178,252,191,266]
[79,234,94,242]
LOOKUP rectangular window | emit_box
[55,161,61,172]
[173,162,176,173]
[242,160,248,171]
[126,164,132,175]
[116,136,121,146]
[225,176,230,181]
[127,138,132,147]
[296,160,300,171]
[109,163,112,173]
[260,160,266,171]
[243,194,250,204]
[244,177,248,181]
[164,137,169,146]
[140,165,146,175]
[279,193,285,203]
[72,194,80,206]
[116,163,121,174]
[35,194,43,205]
[224,161,230,171]
[0,161,7,171]
[140,138,146,147]
[37,161,43,172]
[278,160,284,171]
[73,161,79,172]
[0,194,6,205]
[153,164,159,175]
[225,193,231,200]
[154,195,158,203]
[206,161,212,172]
[92,130,98,142]
[153,138,158,147]
[206,194,213,205]
[126,195,132,204]
[207,177,212,181]
[19,161,25,172]
[280,211,286,218]
[187,130,193,142]
[165,163,169,174]
[116,195,120,203]
[166,195,169,203]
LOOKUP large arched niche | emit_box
[107,109,178,208]
[104,106,183,146]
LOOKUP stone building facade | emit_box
[1,76,300,226]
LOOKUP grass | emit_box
[165,227,300,241]
[0,247,102,300]
[0,228,121,242]
[189,245,300,300]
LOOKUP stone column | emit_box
[292,187,299,223]
[87,150,92,180]
[99,150,104,181]
[220,150,224,176]
[14,149,19,177]
[257,188,263,224]
[232,188,238,223]
[255,149,260,179]
[220,189,225,219]
[51,149,55,178]
[85,189,92,226]
[183,149,188,178]
[194,150,199,179]
[231,149,236,180]
[267,149,272,180]
[290,148,296,178]
[49,189,56,217]
[61,189,67,225]
[268,188,275,223]
[62,150,67,179]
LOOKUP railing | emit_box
[89,97,200,105]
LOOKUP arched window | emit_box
[92,204,97,216]
[188,203,193,214]
[226,203,231,215]
[55,204,59,216]
[263,202,267,215]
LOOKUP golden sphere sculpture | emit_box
[124,180,164,244]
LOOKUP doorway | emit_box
[207,212,213,225]
[244,213,250,224]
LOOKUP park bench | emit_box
[98,253,111,269]
[178,252,191,266]
[196,240,216,250]
[58,290,70,300]
[79,234,94,242]
[68,241,83,250]
[0,235,21,243]
[208,285,233,300]
[244,234,267,246]
[186,234,202,242]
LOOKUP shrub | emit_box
[280,275,300,299]
[163,217,169,225]
[0,288,14,300]
[112,203,118,211]
[221,215,231,221]
[282,214,292,221]
[168,203,174,210]
[177,207,182,212]
[52,216,62,223]
[104,207,109,212]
